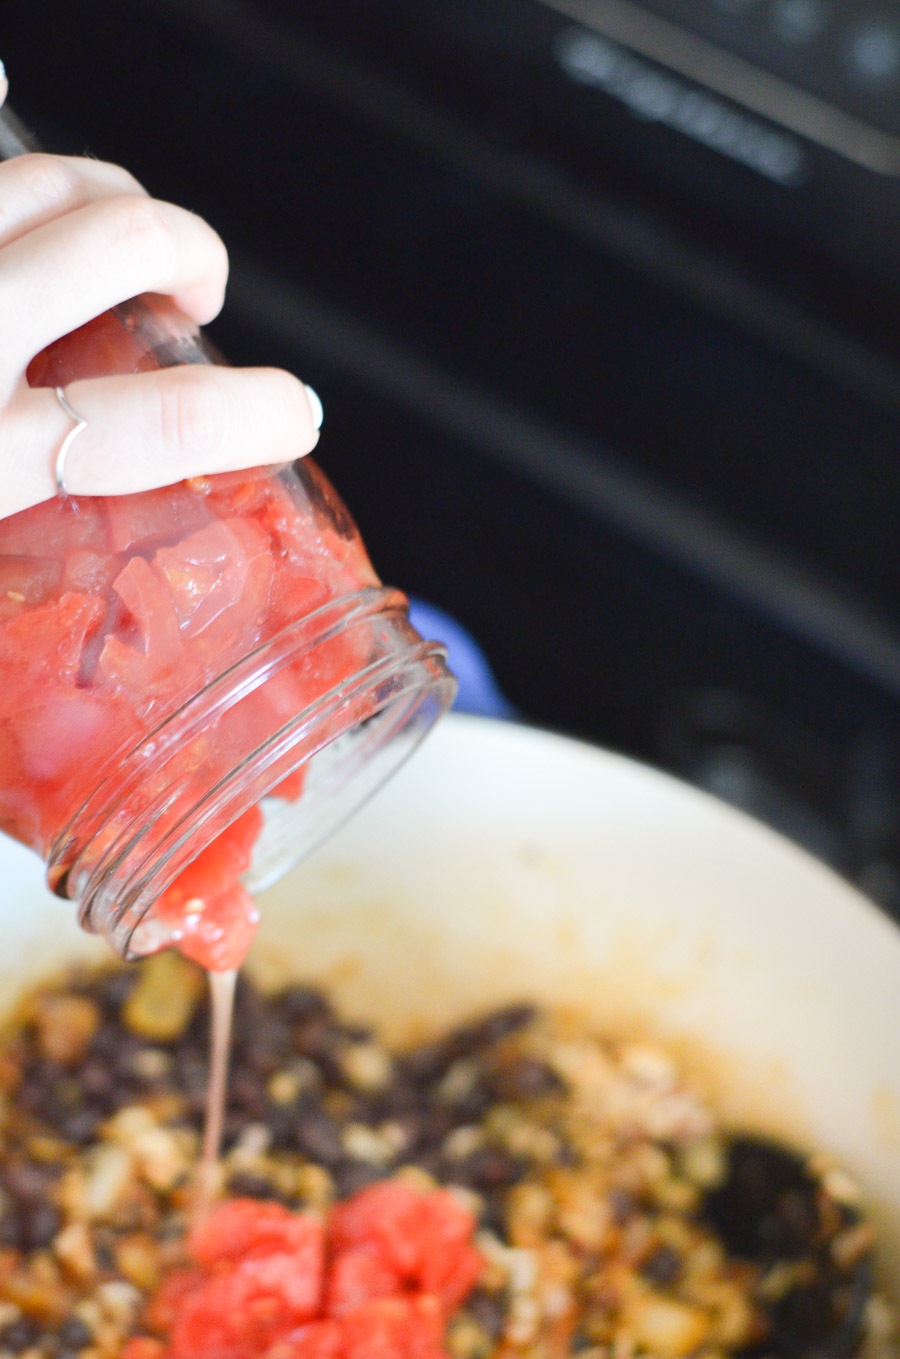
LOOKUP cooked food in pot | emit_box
[0,955,886,1359]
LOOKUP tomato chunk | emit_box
[0,592,105,712]
[155,517,274,648]
[264,1319,343,1359]
[340,1297,447,1359]
[153,810,264,972]
[144,1181,481,1359]
[120,1340,167,1359]
[163,807,263,909]
[104,482,209,555]
[329,1179,429,1277]
[167,1267,288,1359]
[144,1269,205,1334]
[325,1241,400,1317]
[155,879,260,974]
[0,557,61,619]
[189,1198,321,1268]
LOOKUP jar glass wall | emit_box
[0,296,455,964]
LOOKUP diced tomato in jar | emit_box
[0,557,62,619]
[154,518,274,650]
[153,810,264,973]
[2,332,379,973]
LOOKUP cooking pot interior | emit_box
[0,715,897,1291]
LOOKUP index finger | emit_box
[2,366,322,513]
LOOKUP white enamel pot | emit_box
[1,715,898,1292]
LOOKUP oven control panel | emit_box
[644,0,900,128]
[541,0,900,176]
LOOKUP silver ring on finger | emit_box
[54,386,88,497]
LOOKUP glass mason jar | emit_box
[0,293,456,965]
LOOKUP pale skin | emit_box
[0,69,320,519]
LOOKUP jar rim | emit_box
[48,587,455,959]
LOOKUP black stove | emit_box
[5,0,900,914]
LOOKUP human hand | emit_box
[0,70,321,519]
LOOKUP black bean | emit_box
[338,1094,380,1128]
[173,1049,208,1102]
[392,1108,452,1157]
[410,1146,444,1180]
[466,1288,507,1340]
[555,1140,580,1168]
[78,1060,116,1103]
[299,1029,347,1086]
[572,1335,598,1355]
[221,1111,254,1150]
[421,1107,456,1143]
[2,1161,56,1203]
[18,1064,65,1117]
[235,1023,292,1077]
[448,1147,526,1190]
[108,1036,143,1077]
[94,1235,117,1270]
[769,1280,840,1353]
[0,1317,39,1353]
[454,1004,537,1054]
[265,1100,303,1150]
[98,968,136,1014]
[477,1191,508,1237]
[228,1171,278,1200]
[295,1111,344,1167]
[445,1082,493,1123]
[56,1316,94,1349]
[401,1006,537,1085]
[59,1106,102,1144]
[0,1209,21,1247]
[289,1013,330,1057]
[368,1081,423,1120]
[491,1058,565,1101]
[333,1159,383,1199]
[703,1135,823,1262]
[277,985,332,1024]
[400,1039,459,1085]
[22,1201,62,1250]
[608,1187,637,1224]
[778,1186,821,1249]
[228,1067,268,1118]
[87,1024,124,1061]
[640,1244,682,1286]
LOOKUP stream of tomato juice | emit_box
[196,968,238,1217]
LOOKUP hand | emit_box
[0,72,321,519]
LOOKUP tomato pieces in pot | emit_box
[130,1182,483,1359]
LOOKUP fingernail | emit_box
[0,60,6,80]
[304,384,324,430]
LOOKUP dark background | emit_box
[6,0,900,913]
